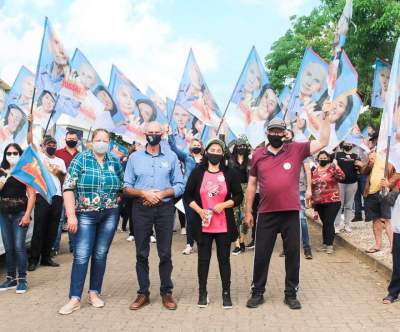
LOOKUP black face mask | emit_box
[191,147,202,154]
[318,159,330,167]
[146,134,162,146]
[237,147,248,155]
[268,135,284,149]
[46,146,57,156]
[343,145,352,152]
[66,140,78,148]
[207,153,223,166]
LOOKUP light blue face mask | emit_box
[92,141,109,155]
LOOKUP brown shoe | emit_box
[161,294,177,310]
[129,294,150,310]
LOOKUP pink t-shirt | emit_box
[199,171,228,233]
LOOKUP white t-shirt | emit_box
[38,152,67,197]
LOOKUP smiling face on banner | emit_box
[372,59,392,109]
[117,84,136,117]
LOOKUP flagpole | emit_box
[43,108,56,138]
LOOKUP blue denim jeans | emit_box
[0,211,28,279]
[300,191,310,251]
[183,200,194,246]
[69,208,119,299]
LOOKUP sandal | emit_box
[365,248,381,253]
[382,295,398,304]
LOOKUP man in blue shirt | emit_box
[123,121,184,311]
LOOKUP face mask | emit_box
[191,147,202,154]
[146,134,162,146]
[207,153,223,166]
[46,146,57,156]
[318,160,330,167]
[92,141,109,155]
[237,147,248,155]
[6,155,20,166]
[66,140,78,148]
[343,145,352,152]
[267,135,284,149]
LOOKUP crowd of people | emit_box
[1,101,400,313]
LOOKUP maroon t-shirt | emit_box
[55,147,78,170]
[249,142,311,213]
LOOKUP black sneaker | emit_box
[304,248,313,260]
[240,243,246,253]
[232,247,242,255]
[284,297,301,310]
[27,262,37,272]
[246,293,264,308]
[246,241,255,250]
[198,291,209,308]
[222,290,233,309]
[40,258,60,267]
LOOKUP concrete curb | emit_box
[309,221,392,280]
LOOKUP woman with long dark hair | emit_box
[0,143,36,293]
[184,138,243,309]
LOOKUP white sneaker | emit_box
[326,245,334,254]
[180,227,186,235]
[59,300,81,315]
[182,245,193,255]
[150,235,157,243]
[126,235,135,242]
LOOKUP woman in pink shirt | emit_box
[184,138,243,309]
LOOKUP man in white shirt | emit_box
[28,136,66,271]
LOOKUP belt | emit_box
[134,198,172,207]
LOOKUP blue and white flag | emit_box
[371,59,391,109]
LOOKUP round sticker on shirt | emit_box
[283,162,292,170]
[109,165,115,173]
[217,175,225,182]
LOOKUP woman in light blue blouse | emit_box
[59,129,123,315]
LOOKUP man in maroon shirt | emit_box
[244,103,331,310]
[55,131,80,170]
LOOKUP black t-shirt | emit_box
[335,151,360,184]
[0,175,27,199]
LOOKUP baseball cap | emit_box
[43,136,57,145]
[266,118,286,131]
[205,138,226,151]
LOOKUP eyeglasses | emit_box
[6,152,19,156]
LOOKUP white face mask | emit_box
[92,141,109,155]
[6,155,20,166]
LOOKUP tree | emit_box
[265,0,400,129]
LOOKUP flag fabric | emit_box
[108,65,163,144]
[146,86,168,123]
[109,139,128,157]
[346,125,370,152]
[278,85,291,120]
[0,86,7,116]
[11,145,57,203]
[55,48,120,131]
[34,17,69,129]
[224,46,280,148]
[376,38,400,172]
[371,59,391,109]
[0,66,34,152]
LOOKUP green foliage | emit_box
[265,0,400,129]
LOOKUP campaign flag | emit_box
[174,49,221,128]
[224,46,280,148]
[278,85,291,119]
[371,59,391,109]
[146,86,168,123]
[165,97,175,124]
[55,49,120,131]
[109,139,128,158]
[376,38,400,172]
[0,67,34,152]
[327,0,353,101]
[11,145,57,203]
[346,125,370,152]
[0,86,7,116]
[34,17,70,130]
[108,65,163,144]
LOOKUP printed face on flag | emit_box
[145,87,168,124]
[108,65,162,144]
[0,88,6,114]
[175,50,221,129]
[371,59,391,109]
[36,18,69,96]
[225,47,279,148]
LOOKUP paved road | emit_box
[0,224,399,332]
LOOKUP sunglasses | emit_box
[6,152,19,156]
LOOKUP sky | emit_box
[0,0,320,108]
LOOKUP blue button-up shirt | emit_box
[123,146,184,200]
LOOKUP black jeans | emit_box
[132,200,175,295]
[314,202,341,246]
[121,197,134,236]
[30,194,63,263]
[252,211,300,298]
[198,232,231,292]
[251,193,260,241]
[388,233,400,298]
